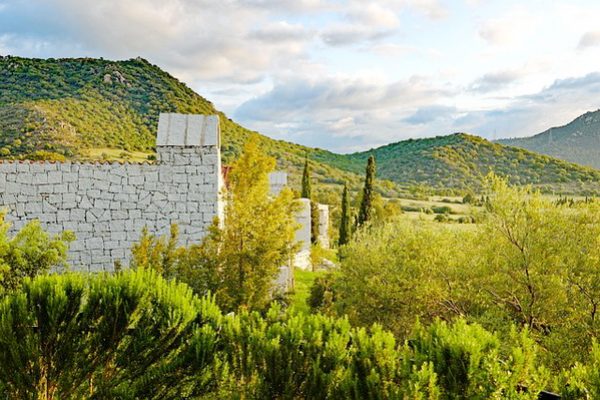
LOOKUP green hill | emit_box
[329,133,600,195]
[498,110,600,169]
[2,55,600,196]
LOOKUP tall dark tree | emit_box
[301,156,312,199]
[310,201,320,245]
[357,155,376,227]
[338,183,351,246]
[301,156,320,244]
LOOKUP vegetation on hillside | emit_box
[322,133,600,195]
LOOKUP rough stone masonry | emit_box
[0,113,224,272]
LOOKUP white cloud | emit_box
[233,70,600,151]
[578,31,600,50]
[478,7,538,46]
[346,2,400,28]
[234,74,455,149]
[403,0,447,19]
[249,21,313,43]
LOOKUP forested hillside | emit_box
[2,56,600,195]
[499,109,600,169]
[329,133,600,195]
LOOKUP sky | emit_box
[1,0,600,153]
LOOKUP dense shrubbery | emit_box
[326,176,600,373]
[0,268,555,399]
[0,269,220,399]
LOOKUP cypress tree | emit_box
[301,156,320,244]
[310,200,320,245]
[357,155,376,227]
[301,156,312,199]
[339,183,351,246]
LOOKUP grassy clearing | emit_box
[290,268,326,315]
[81,148,154,163]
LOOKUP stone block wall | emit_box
[0,114,223,272]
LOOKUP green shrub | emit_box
[0,212,74,292]
[0,269,221,399]
[0,268,559,399]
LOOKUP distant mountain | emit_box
[498,110,600,169]
[2,56,600,196]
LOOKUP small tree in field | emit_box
[131,137,299,311]
[357,155,376,227]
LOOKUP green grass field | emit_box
[290,268,326,315]
[82,148,154,162]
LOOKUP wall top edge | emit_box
[0,159,157,166]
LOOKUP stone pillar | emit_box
[294,198,312,270]
[269,171,288,196]
[318,204,330,248]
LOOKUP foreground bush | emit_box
[0,269,552,399]
[0,269,221,399]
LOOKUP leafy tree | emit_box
[0,211,74,292]
[194,136,298,311]
[301,156,321,245]
[357,155,376,227]
[335,216,472,337]
[338,182,351,246]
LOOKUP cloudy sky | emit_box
[1,0,600,152]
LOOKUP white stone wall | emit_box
[0,145,222,272]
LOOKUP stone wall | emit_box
[0,114,223,272]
